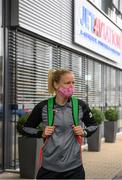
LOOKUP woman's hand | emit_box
[72,125,84,136]
[42,126,55,138]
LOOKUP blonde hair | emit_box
[48,68,72,94]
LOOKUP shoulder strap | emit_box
[48,96,79,126]
[71,96,79,126]
[48,97,54,126]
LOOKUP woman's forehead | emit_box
[61,72,74,78]
[60,73,74,80]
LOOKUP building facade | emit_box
[0,0,122,170]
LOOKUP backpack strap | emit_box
[71,96,82,145]
[48,97,54,126]
[71,96,79,126]
[47,96,79,126]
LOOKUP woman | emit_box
[22,68,97,179]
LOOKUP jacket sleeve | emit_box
[20,103,43,138]
[79,100,98,137]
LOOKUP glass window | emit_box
[112,0,119,9]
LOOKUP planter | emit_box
[87,124,102,152]
[104,108,119,143]
[104,121,117,143]
[18,136,43,179]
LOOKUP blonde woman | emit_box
[22,68,97,179]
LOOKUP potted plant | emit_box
[17,113,44,179]
[87,108,105,151]
[104,108,119,143]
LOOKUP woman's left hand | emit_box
[72,125,84,136]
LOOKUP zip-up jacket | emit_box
[21,98,97,172]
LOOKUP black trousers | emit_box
[36,165,85,179]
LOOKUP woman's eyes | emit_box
[64,81,75,85]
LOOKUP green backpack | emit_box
[47,96,79,126]
[39,96,80,164]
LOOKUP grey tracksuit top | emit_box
[22,97,97,172]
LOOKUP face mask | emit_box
[58,87,74,98]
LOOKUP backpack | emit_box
[39,96,82,165]
[47,96,82,145]
[47,96,79,126]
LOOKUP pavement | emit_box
[0,133,122,179]
[83,133,122,180]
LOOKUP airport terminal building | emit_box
[0,0,122,170]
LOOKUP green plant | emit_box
[104,108,119,121]
[17,113,44,134]
[17,113,30,133]
[91,108,105,124]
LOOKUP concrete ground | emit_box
[0,133,122,179]
[83,133,122,180]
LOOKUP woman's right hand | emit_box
[42,126,55,138]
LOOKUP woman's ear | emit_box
[54,82,59,90]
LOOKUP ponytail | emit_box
[48,69,55,95]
